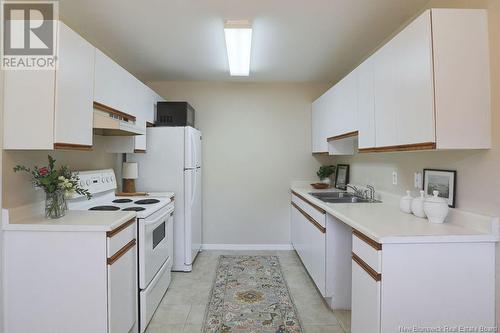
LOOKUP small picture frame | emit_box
[335,164,350,190]
[423,169,457,208]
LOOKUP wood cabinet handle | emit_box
[291,190,326,214]
[352,252,381,281]
[107,218,136,238]
[291,202,326,234]
[352,229,382,251]
[107,239,136,265]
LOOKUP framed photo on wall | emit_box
[335,164,350,190]
[423,169,457,208]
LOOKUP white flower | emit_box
[58,176,65,181]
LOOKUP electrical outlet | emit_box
[414,172,422,189]
[392,171,398,185]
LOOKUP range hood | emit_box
[93,102,145,136]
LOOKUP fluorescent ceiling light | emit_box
[224,20,252,76]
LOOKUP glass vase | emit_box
[45,190,67,219]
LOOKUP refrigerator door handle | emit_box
[191,130,197,169]
[190,169,197,208]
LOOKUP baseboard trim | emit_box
[202,244,293,251]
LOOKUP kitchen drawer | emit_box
[352,230,382,273]
[107,218,136,257]
[291,192,326,228]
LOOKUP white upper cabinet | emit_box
[311,8,490,154]
[392,10,435,147]
[432,9,491,149]
[334,71,357,137]
[3,21,95,150]
[372,41,398,148]
[356,58,376,149]
[312,92,329,153]
[54,22,95,148]
[94,49,141,118]
[373,10,434,148]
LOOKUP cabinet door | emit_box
[95,49,129,111]
[54,22,95,147]
[291,204,326,296]
[393,10,435,145]
[357,58,376,149]
[3,69,55,149]
[373,41,398,147]
[290,204,300,250]
[351,259,381,333]
[305,218,326,296]
[335,72,357,136]
[108,242,137,333]
[312,96,328,153]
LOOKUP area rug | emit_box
[202,255,303,333]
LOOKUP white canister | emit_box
[411,190,426,218]
[399,190,413,214]
[424,190,449,224]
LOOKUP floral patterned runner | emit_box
[203,255,303,333]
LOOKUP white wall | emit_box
[2,137,117,208]
[148,81,327,247]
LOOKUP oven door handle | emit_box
[143,208,174,227]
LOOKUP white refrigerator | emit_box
[129,126,202,272]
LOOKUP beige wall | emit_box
[321,0,500,323]
[148,81,327,246]
[2,136,116,208]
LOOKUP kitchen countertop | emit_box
[291,185,499,244]
[2,205,136,232]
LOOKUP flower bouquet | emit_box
[14,155,92,219]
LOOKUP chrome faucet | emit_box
[346,184,365,198]
[346,184,376,201]
[366,185,376,200]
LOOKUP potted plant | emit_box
[14,155,91,219]
[317,165,336,185]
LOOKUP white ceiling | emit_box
[60,0,430,83]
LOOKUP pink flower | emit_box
[39,167,49,176]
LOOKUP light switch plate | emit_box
[414,172,422,189]
[392,171,398,185]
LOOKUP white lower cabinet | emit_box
[108,241,137,333]
[351,259,381,333]
[290,193,496,332]
[3,218,138,333]
[291,194,326,296]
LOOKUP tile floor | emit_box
[145,250,350,333]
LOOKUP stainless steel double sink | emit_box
[309,191,381,204]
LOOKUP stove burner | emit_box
[134,199,160,205]
[113,198,133,203]
[122,207,146,212]
[89,206,120,211]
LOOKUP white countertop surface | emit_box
[2,206,136,232]
[291,185,498,244]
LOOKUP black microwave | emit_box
[156,102,195,127]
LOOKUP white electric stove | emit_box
[68,169,174,333]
